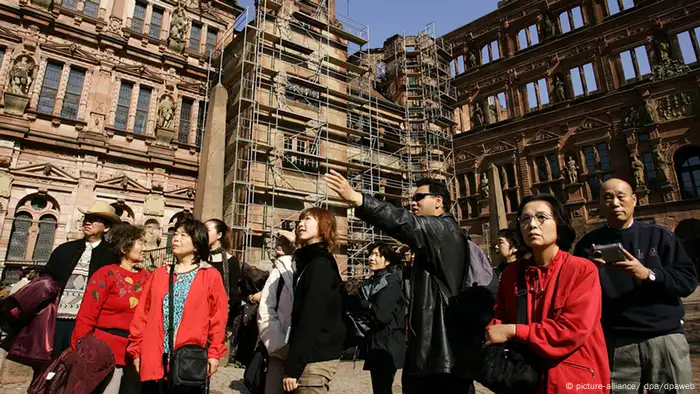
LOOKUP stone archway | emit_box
[675,219,700,279]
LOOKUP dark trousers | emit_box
[53,318,76,357]
[370,369,396,394]
[141,380,207,394]
[402,373,474,394]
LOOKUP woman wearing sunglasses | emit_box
[484,194,609,393]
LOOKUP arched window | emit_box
[674,146,700,200]
[33,215,58,262]
[111,202,134,224]
[6,212,32,261]
[5,194,60,263]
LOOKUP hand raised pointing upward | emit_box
[325,169,363,207]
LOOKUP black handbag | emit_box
[474,261,541,394]
[166,263,209,389]
[243,275,285,394]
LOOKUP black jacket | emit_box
[41,239,119,291]
[360,266,406,371]
[573,221,697,342]
[210,254,242,328]
[355,195,470,377]
[284,243,345,379]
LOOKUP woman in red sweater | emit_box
[128,217,228,394]
[485,194,609,394]
[72,224,150,394]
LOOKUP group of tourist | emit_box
[0,170,696,394]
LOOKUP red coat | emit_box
[127,262,228,382]
[71,265,150,365]
[490,251,610,394]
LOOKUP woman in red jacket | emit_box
[128,217,228,394]
[485,194,610,394]
[72,224,150,394]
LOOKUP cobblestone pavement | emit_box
[0,361,492,394]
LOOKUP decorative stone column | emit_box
[194,83,228,220]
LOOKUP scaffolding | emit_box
[381,25,458,213]
[219,0,407,276]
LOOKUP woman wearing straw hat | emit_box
[257,229,296,394]
[43,200,121,356]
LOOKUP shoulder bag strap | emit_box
[274,273,284,313]
[168,258,175,358]
[515,260,528,325]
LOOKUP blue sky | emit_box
[236,0,500,48]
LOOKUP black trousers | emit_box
[401,373,475,394]
[53,318,76,357]
[370,369,396,394]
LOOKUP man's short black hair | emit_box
[416,178,451,211]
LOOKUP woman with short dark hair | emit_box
[484,194,610,393]
[494,228,520,277]
[360,242,405,394]
[128,218,228,394]
[205,219,242,335]
[72,224,150,394]
[282,207,345,394]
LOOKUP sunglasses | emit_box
[84,214,108,224]
[412,193,436,202]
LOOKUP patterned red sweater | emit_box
[72,264,150,365]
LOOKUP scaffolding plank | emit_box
[292,11,368,46]
[324,55,368,75]
[279,37,316,55]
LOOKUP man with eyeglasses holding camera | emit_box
[43,201,121,356]
[327,170,487,394]
[574,178,696,394]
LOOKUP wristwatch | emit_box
[647,269,656,282]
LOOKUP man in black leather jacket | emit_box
[327,170,474,394]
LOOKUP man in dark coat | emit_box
[327,170,475,394]
[42,200,120,356]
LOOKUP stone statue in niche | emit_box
[630,149,646,190]
[653,37,670,63]
[480,173,489,199]
[9,56,36,95]
[565,156,579,184]
[622,106,640,129]
[653,143,670,184]
[540,14,555,39]
[157,95,176,130]
[168,1,189,53]
[467,50,478,68]
[472,103,484,127]
[500,166,508,188]
[552,76,566,103]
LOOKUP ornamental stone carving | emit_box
[144,193,166,216]
[168,1,189,53]
[480,174,489,199]
[5,55,37,115]
[655,93,692,121]
[650,36,690,82]
[653,143,670,185]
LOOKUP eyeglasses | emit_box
[412,193,436,202]
[518,213,553,227]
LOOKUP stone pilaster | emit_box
[487,163,507,261]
